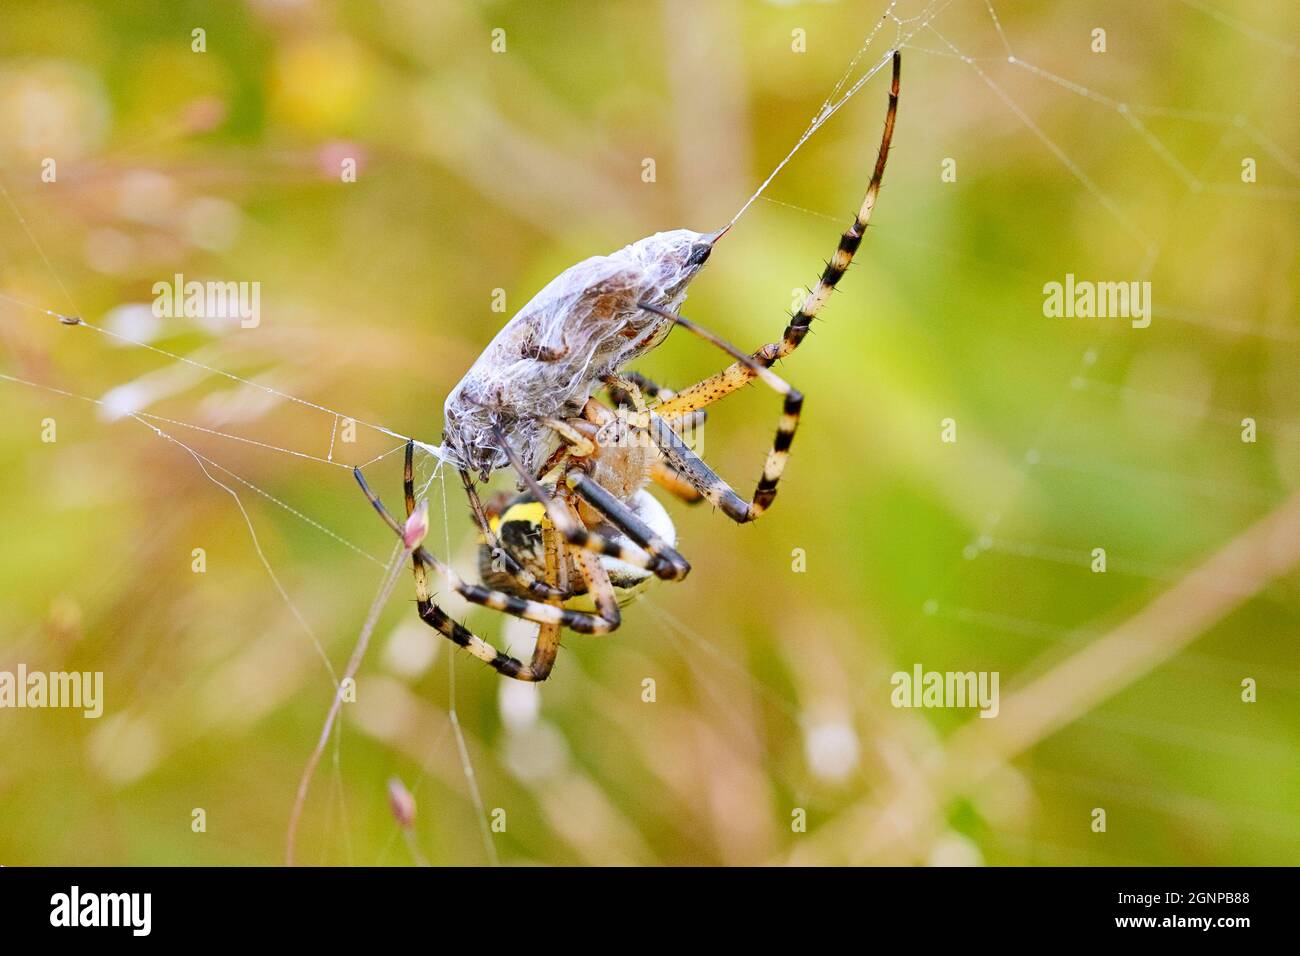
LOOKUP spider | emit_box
[355,52,901,681]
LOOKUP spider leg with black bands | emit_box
[634,304,803,523]
[354,466,622,638]
[652,50,900,420]
[651,461,705,504]
[564,468,691,580]
[371,457,548,679]
[490,426,681,580]
[606,372,707,433]
[648,410,759,523]
[453,461,562,600]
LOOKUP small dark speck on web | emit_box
[57,314,81,325]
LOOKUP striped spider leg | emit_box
[491,425,690,582]
[606,371,706,434]
[633,304,803,523]
[652,50,900,417]
[353,443,624,681]
[518,489,623,681]
[623,51,901,522]
[455,465,562,600]
[524,518,565,682]
[649,463,705,505]
[564,467,690,581]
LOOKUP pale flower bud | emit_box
[387,777,416,829]
[403,500,429,550]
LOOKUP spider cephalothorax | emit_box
[356,52,901,681]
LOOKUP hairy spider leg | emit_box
[654,51,900,420]
[634,304,803,523]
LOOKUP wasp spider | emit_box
[356,53,901,681]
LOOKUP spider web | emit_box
[0,0,1296,866]
[0,0,942,866]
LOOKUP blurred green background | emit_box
[1,0,1297,866]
